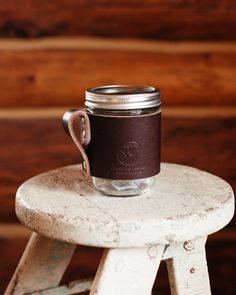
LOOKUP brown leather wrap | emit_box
[87,111,161,180]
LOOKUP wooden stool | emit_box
[5,163,234,295]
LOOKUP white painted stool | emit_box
[5,163,234,295]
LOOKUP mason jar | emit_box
[84,85,161,196]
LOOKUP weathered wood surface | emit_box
[1,237,236,294]
[166,237,211,294]
[15,163,234,247]
[0,40,235,107]
[0,239,103,295]
[5,233,76,295]
[0,115,235,293]
[30,278,92,295]
[90,246,164,295]
[0,116,235,224]
[0,1,235,40]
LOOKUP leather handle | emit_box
[62,108,91,176]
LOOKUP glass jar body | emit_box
[86,107,160,196]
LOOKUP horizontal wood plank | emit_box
[0,1,235,40]
[0,224,30,239]
[1,236,235,294]
[162,107,236,118]
[0,39,235,107]
[1,38,236,53]
[0,116,235,224]
[1,106,236,119]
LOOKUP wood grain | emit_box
[0,1,235,40]
[0,40,235,107]
[5,233,76,295]
[1,106,236,119]
[2,223,236,242]
[2,38,236,52]
[90,246,164,295]
[166,237,211,294]
[16,163,233,248]
[0,224,30,239]
[1,236,235,294]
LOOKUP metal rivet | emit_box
[184,241,194,251]
[190,267,195,273]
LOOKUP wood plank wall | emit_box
[0,0,235,40]
[0,1,235,294]
[0,39,236,107]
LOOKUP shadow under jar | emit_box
[85,85,161,196]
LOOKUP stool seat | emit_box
[7,163,235,295]
[16,163,234,248]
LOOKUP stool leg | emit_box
[4,232,76,295]
[166,237,211,295]
[90,245,165,295]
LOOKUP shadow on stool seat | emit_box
[5,163,234,295]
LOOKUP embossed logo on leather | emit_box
[116,141,141,166]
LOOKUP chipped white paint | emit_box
[16,163,234,248]
[166,237,211,295]
[90,245,165,295]
[5,233,75,295]
[6,163,234,294]
[31,278,92,294]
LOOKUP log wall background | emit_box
[0,0,235,294]
[0,0,235,40]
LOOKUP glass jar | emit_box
[85,85,161,196]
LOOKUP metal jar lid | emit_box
[85,85,161,110]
